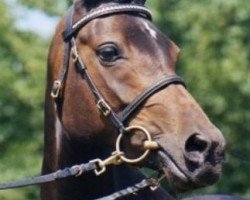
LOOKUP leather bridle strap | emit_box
[96,178,158,200]
[63,4,152,41]
[70,38,186,134]
[52,4,153,133]
[51,6,74,98]
[53,3,186,134]
[119,75,186,123]
[71,38,125,133]
[0,160,98,190]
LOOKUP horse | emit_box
[42,0,226,199]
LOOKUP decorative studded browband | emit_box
[63,4,152,41]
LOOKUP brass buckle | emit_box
[150,174,167,191]
[51,80,62,98]
[71,45,79,63]
[96,99,111,116]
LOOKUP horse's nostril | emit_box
[185,134,211,154]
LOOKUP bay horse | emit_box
[42,0,226,199]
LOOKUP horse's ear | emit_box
[117,0,146,5]
[132,0,146,5]
[167,40,180,68]
[80,0,103,9]
[81,0,147,8]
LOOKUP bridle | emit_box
[0,3,186,198]
[51,3,186,164]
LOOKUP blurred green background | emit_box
[0,0,249,199]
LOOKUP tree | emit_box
[0,1,50,199]
[148,0,250,199]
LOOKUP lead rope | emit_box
[95,174,167,200]
[0,137,158,190]
[0,160,98,190]
[0,157,164,200]
[96,178,158,200]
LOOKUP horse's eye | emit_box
[97,44,121,64]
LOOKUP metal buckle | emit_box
[96,99,111,116]
[149,179,160,191]
[51,80,62,98]
[71,45,79,63]
[150,174,167,191]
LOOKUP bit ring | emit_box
[116,125,156,164]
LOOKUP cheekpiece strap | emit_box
[51,6,74,99]
[63,4,152,41]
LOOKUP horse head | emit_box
[46,0,226,196]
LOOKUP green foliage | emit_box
[148,0,250,198]
[0,0,249,199]
[0,1,47,199]
[18,0,68,16]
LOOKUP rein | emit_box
[0,3,185,199]
[0,157,164,200]
[0,160,98,190]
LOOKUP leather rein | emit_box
[0,4,186,199]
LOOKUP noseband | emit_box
[51,4,186,164]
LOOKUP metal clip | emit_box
[150,174,167,191]
[91,159,105,176]
[96,99,111,116]
[92,151,123,176]
[51,80,62,98]
[149,181,160,191]
[71,45,79,63]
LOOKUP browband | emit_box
[63,4,152,41]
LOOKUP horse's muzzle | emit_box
[147,134,226,191]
